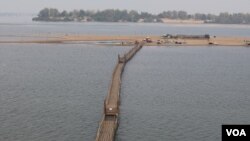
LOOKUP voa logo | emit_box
[226,129,246,136]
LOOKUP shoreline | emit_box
[1,35,250,47]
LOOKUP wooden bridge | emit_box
[95,41,144,141]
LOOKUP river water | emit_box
[1,44,250,141]
[117,46,250,141]
[0,19,250,141]
[1,18,250,42]
[0,43,129,141]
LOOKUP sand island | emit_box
[1,34,250,47]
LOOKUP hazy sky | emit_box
[1,0,250,14]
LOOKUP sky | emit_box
[0,0,250,14]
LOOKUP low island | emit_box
[1,34,250,47]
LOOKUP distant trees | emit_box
[178,11,188,20]
[38,8,49,18]
[214,13,250,24]
[60,11,67,17]
[38,8,59,18]
[158,11,188,20]
[33,8,162,22]
[129,10,140,22]
[33,8,62,21]
[33,8,250,24]
[158,10,250,24]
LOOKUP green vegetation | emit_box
[33,8,250,24]
[32,8,161,22]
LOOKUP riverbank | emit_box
[1,35,250,46]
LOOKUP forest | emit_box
[33,8,250,24]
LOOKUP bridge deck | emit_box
[96,116,117,141]
[95,42,144,141]
[106,63,123,109]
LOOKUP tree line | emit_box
[33,8,250,24]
